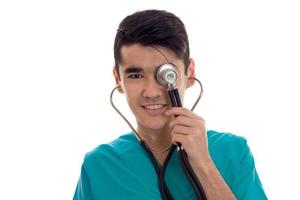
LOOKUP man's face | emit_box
[114,43,195,131]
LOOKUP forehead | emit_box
[119,44,184,73]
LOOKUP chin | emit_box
[138,117,169,131]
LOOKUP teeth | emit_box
[144,104,165,110]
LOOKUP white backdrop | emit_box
[1,0,299,199]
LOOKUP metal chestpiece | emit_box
[156,63,178,86]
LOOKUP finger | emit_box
[171,125,198,136]
[168,116,204,129]
[171,133,195,149]
[171,133,185,146]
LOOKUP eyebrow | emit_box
[123,63,178,74]
[124,66,143,74]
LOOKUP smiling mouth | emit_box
[142,104,167,110]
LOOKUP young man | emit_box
[74,10,267,199]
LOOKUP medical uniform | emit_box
[74,130,267,200]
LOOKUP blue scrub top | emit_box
[74,130,267,199]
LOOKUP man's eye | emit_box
[128,73,144,79]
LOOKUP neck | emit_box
[137,125,172,153]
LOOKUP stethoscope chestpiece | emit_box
[156,63,178,87]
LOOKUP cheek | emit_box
[176,79,187,94]
[123,85,140,104]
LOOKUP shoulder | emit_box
[207,130,247,149]
[207,131,267,198]
[83,132,139,166]
[207,130,250,164]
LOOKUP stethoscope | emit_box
[110,63,207,200]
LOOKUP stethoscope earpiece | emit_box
[115,84,123,93]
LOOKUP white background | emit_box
[0,0,299,199]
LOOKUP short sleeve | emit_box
[234,138,268,200]
[73,164,93,200]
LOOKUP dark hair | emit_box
[114,9,190,74]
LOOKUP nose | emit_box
[142,76,164,99]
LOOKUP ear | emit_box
[113,67,124,93]
[186,58,196,88]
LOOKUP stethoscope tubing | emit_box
[163,88,207,200]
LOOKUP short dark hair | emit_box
[114,9,190,74]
